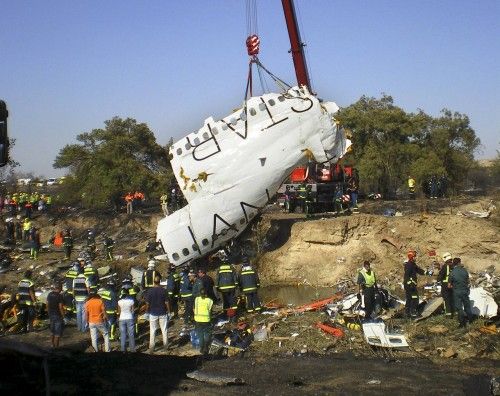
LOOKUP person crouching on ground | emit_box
[85,292,110,352]
[146,275,170,353]
[194,287,214,357]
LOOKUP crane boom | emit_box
[281,0,312,92]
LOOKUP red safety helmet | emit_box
[407,250,417,261]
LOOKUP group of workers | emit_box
[1,192,53,218]
[407,175,448,199]
[124,191,145,215]
[358,250,474,327]
[11,252,262,357]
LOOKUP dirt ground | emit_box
[0,195,499,395]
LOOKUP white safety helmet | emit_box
[147,259,156,269]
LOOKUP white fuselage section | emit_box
[157,86,350,265]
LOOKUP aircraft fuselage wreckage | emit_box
[156,86,351,265]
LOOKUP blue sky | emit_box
[1,0,499,177]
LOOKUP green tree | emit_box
[54,117,173,209]
[337,95,480,196]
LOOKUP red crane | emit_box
[281,0,312,93]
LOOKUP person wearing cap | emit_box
[85,292,110,352]
[142,259,161,291]
[194,287,214,357]
[17,270,37,332]
[357,260,377,321]
[239,258,261,313]
[449,257,473,328]
[47,283,65,348]
[437,252,455,317]
[180,268,196,326]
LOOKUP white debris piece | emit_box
[469,287,498,318]
[157,85,350,265]
[362,322,409,348]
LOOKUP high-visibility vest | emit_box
[73,275,89,302]
[63,236,73,247]
[443,264,450,284]
[18,278,34,305]
[65,269,79,291]
[194,296,213,323]
[408,178,415,188]
[144,270,158,288]
[360,269,376,288]
[240,267,259,292]
[216,264,237,290]
[23,221,31,231]
[98,288,118,314]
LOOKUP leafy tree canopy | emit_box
[337,95,480,195]
[54,117,172,208]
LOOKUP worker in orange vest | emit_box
[124,193,134,215]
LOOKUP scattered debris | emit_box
[428,325,449,335]
[315,322,344,338]
[415,297,444,322]
[367,379,381,385]
[469,287,498,318]
[441,347,457,359]
[186,370,245,386]
[362,322,409,348]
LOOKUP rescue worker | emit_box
[18,270,37,332]
[194,287,213,357]
[160,192,169,216]
[449,257,473,328]
[437,252,454,317]
[103,234,115,261]
[215,260,238,319]
[22,218,31,241]
[5,218,14,244]
[408,175,416,199]
[63,229,73,260]
[125,192,134,215]
[193,268,216,302]
[357,260,377,321]
[239,258,261,312]
[86,229,96,258]
[64,262,80,294]
[347,175,359,211]
[180,268,196,326]
[166,265,180,318]
[142,259,161,291]
[98,281,118,340]
[29,227,41,260]
[403,250,432,319]
[83,260,99,293]
[73,271,89,332]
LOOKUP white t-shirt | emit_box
[118,298,135,320]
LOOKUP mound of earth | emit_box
[257,200,499,287]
